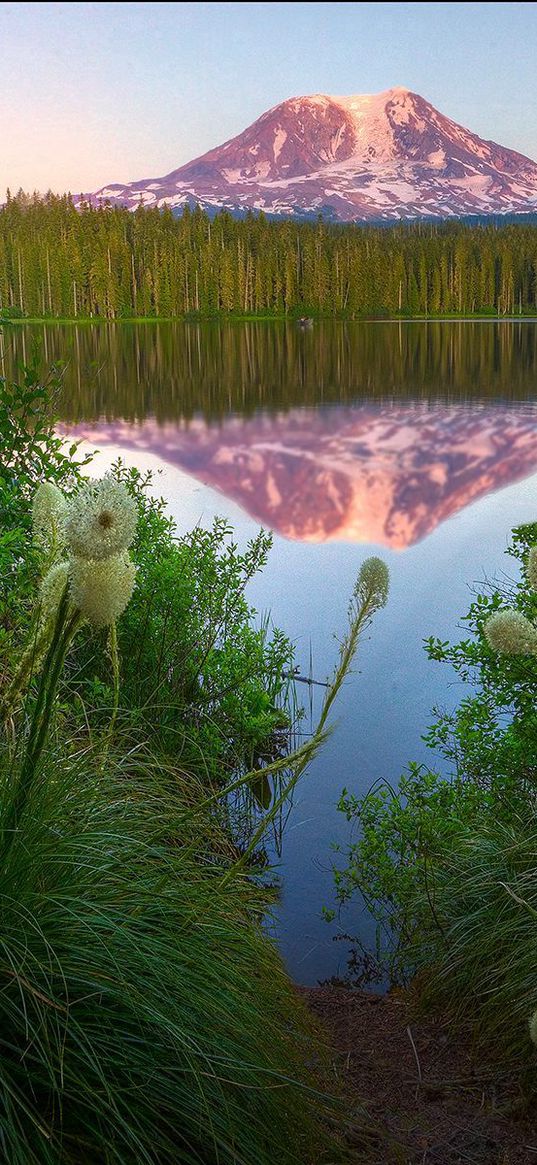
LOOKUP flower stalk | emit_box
[219,556,389,885]
[2,589,82,850]
[1,476,138,850]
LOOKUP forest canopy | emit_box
[1,190,537,319]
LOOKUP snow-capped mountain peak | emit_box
[78,87,537,222]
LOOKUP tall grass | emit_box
[411,802,537,1062]
[0,741,342,1164]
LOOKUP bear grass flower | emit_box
[69,552,137,628]
[32,482,67,551]
[64,475,137,562]
[40,561,69,618]
[484,608,537,656]
[357,556,390,610]
[2,477,139,728]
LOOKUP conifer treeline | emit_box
[1,191,537,318]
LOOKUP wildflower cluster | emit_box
[33,474,137,628]
[64,476,137,562]
[70,552,136,629]
[40,561,70,618]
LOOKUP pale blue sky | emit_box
[3,1,537,194]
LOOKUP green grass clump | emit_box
[412,807,537,1061]
[0,745,338,1164]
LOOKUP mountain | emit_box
[79,87,537,222]
[62,404,537,548]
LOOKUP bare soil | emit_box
[301,984,537,1164]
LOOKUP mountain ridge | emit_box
[78,87,537,223]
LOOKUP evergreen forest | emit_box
[2,191,537,319]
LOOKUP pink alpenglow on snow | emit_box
[60,404,537,549]
[77,87,537,222]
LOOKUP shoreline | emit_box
[2,313,537,326]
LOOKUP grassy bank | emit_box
[3,310,537,325]
[0,362,393,1161]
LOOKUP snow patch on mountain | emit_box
[273,127,287,160]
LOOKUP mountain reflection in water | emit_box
[62,403,537,549]
[4,319,537,548]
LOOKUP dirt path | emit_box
[301,985,537,1164]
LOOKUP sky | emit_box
[3,1,537,195]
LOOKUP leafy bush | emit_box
[0,304,25,319]
[330,523,537,1043]
[329,762,511,983]
[423,519,537,789]
[0,362,89,502]
[0,365,90,681]
[71,465,296,792]
[0,367,296,808]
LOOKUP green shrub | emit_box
[329,762,513,983]
[0,364,90,662]
[78,465,296,790]
[0,362,89,502]
[422,519,537,789]
[0,304,25,319]
[329,523,537,1037]
[0,368,296,811]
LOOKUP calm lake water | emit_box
[3,319,537,984]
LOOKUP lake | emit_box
[3,319,537,984]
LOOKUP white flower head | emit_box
[39,561,69,618]
[64,475,137,561]
[32,482,67,551]
[527,547,537,592]
[484,608,537,655]
[69,551,137,628]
